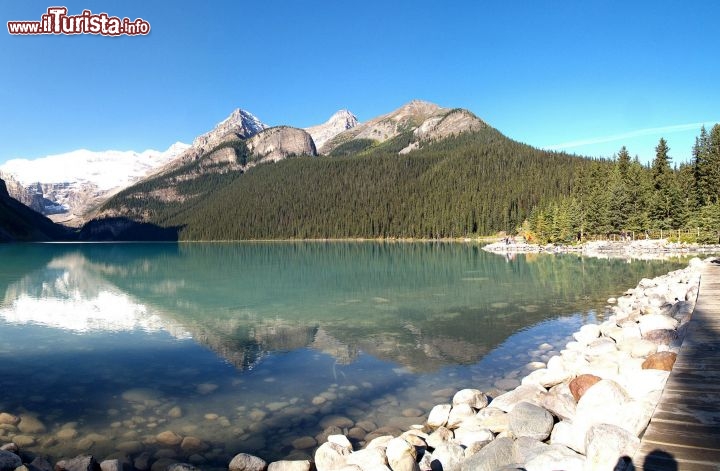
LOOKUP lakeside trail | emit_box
[0,256,714,471]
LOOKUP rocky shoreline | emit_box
[0,258,709,471]
[483,238,720,259]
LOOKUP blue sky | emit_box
[1,0,718,165]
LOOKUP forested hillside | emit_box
[524,124,720,243]
[106,128,592,240]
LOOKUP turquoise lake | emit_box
[0,242,688,467]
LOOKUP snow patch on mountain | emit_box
[1,142,190,191]
[0,142,190,221]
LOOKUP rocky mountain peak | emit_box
[192,108,267,150]
[329,109,358,123]
[396,99,444,116]
[156,108,269,174]
[304,109,359,152]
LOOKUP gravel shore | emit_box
[483,238,720,259]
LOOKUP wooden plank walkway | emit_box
[634,261,720,470]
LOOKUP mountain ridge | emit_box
[320,100,488,155]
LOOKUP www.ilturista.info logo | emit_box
[7,7,150,36]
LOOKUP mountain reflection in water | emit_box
[0,242,688,465]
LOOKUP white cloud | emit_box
[543,121,718,150]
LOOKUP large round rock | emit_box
[228,453,267,471]
[585,423,640,469]
[642,351,677,371]
[314,442,350,471]
[430,443,465,471]
[452,389,489,409]
[569,374,601,402]
[508,401,554,441]
[0,451,22,471]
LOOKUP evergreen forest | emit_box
[98,124,720,243]
[525,124,720,244]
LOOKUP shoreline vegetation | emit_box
[0,249,713,470]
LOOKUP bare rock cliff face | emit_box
[247,127,317,163]
[0,174,38,209]
[202,147,240,168]
[0,176,62,214]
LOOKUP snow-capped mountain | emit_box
[0,142,189,222]
[304,109,358,152]
[1,108,267,225]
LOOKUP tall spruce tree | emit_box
[692,126,709,206]
[649,138,676,229]
[707,124,720,204]
[608,147,635,233]
[651,138,672,189]
[677,162,697,226]
[625,156,650,233]
[608,166,625,233]
[617,146,631,180]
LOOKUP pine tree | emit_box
[626,156,651,234]
[706,124,720,204]
[651,138,672,190]
[608,166,630,233]
[692,126,709,207]
[617,146,631,180]
[677,163,697,226]
[582,161,612,236]
[649,138,675,229]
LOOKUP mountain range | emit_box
[0,100,587,241]
[0,143,189,225]
[0,106,362,224]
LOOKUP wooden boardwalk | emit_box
[634,261,720,470]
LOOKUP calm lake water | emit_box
[0,242,688,467]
